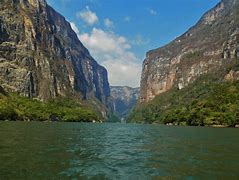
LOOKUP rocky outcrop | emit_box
[0,85,7,96]
[225,70,239,82]
[0,0,111,110]
[140,0,239,103]
[111,86,139,120]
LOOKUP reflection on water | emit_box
[0,122,239,179]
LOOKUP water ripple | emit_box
[0,122,239,179]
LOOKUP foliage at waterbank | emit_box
[0,91,100,122]
[128,76,239,127]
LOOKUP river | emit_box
[0,122,238,179]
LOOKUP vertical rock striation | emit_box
[0,0,111,110]
[140,0,239,103]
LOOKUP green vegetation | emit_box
[0,92,100,122]
[128,75,239,127]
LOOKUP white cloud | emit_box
[78,28,141,87]
[148,8,157,15]
[104,18,114,28]
[76,6,99,25]
[69,21,142,87]
[124,16,131,22]
[132,35,150,46]
[79,28,130,53]
[102,60,141,87]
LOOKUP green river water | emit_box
[0,122,238,179]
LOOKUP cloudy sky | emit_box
[47,0,220,87]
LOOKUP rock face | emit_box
[0,85,7,96]
[111,86,139,120]
[224,70,239,82]
[140,0,239,103]
[0,0,111,108]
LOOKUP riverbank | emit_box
[164,123,239,128]
[0,93,101,123]
[128,77,239,127]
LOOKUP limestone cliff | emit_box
[0,0,111,112]
[140,0,239,103]
[110,86,139,120]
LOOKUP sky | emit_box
[47,0,220,87]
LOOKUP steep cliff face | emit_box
[140,0,239,103]
[0,85,7,96]
[111,86,139,120]
[0,0,110,108]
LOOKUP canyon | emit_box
[0,0,112,118]
[140,0,239,103]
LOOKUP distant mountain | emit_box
[111,86,139,120]
[129,0,239,126]
[0,0,111,118]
